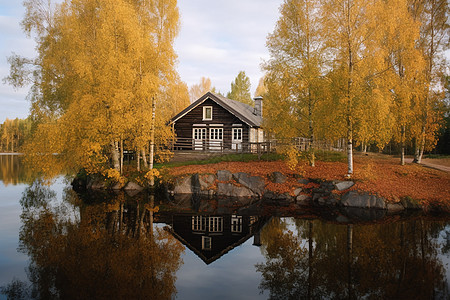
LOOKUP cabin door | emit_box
[192,128,206,150]
[232,128,242,150]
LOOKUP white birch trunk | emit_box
[149,99,156,186]
[111,141,120,170]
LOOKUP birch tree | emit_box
[5,0,181,177]
[411,0,449,163]
[264,0,326,166]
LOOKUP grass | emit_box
[154,150,346,170]
[154,152,285,169]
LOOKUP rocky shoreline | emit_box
[165,170,425,213]
[73,169,448,214]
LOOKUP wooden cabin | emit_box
[170,92,264,151]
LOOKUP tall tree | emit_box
[264,0,326,166]
[5,0,181,176]
[411,0,449,163]
[227,71,253,105]
[321,0,386,175]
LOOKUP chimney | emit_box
[254,96,263,117]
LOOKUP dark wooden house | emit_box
[169,92,264,151]
[165,214,270,264]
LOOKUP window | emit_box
[203,106,212,120]
[231,215,242,233]
[202,236,212,250]
[232,128,242,141]
[193,128,206,140]
[192,216,207,231]
[209,217,223,232]
[210,128,223,140]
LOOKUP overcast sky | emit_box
[0,0,281,123]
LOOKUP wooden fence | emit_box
[169,137,346,154]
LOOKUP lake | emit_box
[1,154,450,299]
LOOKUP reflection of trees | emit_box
[3,181,184,299]
[257,218,450,299]
[256,218,309,299]
[0,155,32,186]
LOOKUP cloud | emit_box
[175,0,281,94]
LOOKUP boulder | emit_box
[199,174,216,190]
[400,197,422,210]
[334,180,354,191]
[232,172,265,195]
[91,180,107,190]
[124,181,144,191]
[341,191,386,209]
[217,182,255,198]
[173,175,192,194]
[297,178,310,185]
[270,171,287,183]
[217,170,232,181]
[294,188,303,196]
[387,203,405,212]
[296,194,309,203]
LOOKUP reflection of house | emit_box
[169,92,264,151]
[165,214,270,264]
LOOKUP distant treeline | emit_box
[0,118,32,152]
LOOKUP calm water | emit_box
[1,154,450,299]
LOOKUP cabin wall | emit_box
[174,99,252,149]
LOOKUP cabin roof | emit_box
[170,92,262,127]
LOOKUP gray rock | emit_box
[111,182,124,190]
[294,187,303,196]
[124,181,144,191]
[173,175,192,194]
[334,181,354,191]
[233,172,265,195]
[400,197,421,210]
[199,174,216,190]
[341,191,386,209]
[296,194,309,203]
[91,180,106,189]
[297,178,310,184]
[270,171,287,183]
[387,203,405,212]
[217,182,254,198]
[217,170,232,181]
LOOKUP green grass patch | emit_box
[155,152,284,169]
[312,150,347,162]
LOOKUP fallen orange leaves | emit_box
[167,156,450,204]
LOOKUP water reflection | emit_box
[0,155,31,186]
[257,218,450,300]
[2,179,450,300]
[2,181,184,299]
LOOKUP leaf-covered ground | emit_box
[166,154,450,207]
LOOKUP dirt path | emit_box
[406,158,450,173]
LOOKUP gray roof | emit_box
[170,92,262,127]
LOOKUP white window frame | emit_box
[231,215,243,233]
[193,128,206,140]
[192,216,207,231]
[208,217,223,232]
[232,128,242,142]
[202,236,212,250]
[209,128,223,140]
[203,106,213,121]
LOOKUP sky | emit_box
[0,0,282,123]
